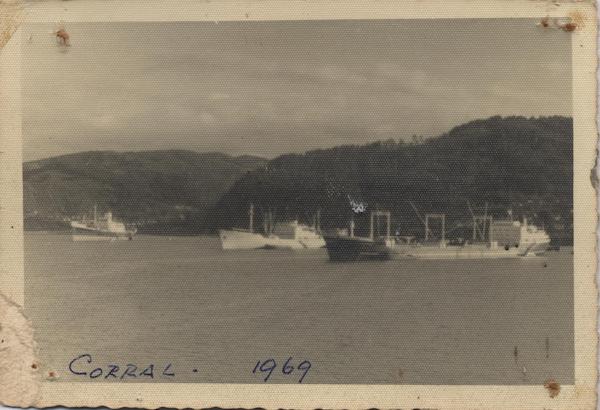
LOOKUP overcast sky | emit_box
[22,19,572,161]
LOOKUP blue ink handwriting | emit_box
[68,354,175,379]
[252,357,311,383]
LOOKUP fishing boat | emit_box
[219,204,325,250]
[324,207,551,261]
[70,205,137,241]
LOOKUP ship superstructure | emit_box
[70,205,136,241]
[219,204,325,250]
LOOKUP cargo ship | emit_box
[324,208,550,261]
[70,205,137,241]
[219,204,325,250]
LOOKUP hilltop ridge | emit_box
[24,116,573,242]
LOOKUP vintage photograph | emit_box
[0,1,597,408]
[22,17,575,383]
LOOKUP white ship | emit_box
[71,206,137,241]
[325,208,551,261]
[219,204,325,250]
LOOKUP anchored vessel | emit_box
[70,205,137,241]
[325,208,551,261]
[219,204,325,250]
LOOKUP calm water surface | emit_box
[25,233,574,384]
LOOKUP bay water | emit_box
[24,232,574,384]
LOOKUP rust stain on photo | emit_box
[544,378,561,398]
[55,28,71,46]
[560,22,577,32]
[46,370,59,381]
[537,11,586,32]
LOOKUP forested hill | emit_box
[216,116,573,243]
[24,150,266,233]
[24,116,573,242]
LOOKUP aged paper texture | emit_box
[0,0,597,408]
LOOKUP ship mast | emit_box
[425,214,445,243]
[263,209,274,235]
[408,201,433,239]
[93,203,97,225]
[316,209,321,233]
[248,204,254,233]
[469,201,493,243]
[370,211,391,240]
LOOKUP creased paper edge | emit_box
[0,292,40,407]
[0,0,22,51]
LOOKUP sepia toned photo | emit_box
[0,1,597,408]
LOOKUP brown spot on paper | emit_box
[0,292,40,407]
[544,378,561,398]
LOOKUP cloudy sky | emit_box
[22,19,571,161]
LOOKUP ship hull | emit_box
[71,225,135,241]
[219,229,269,250]
[219,229,325,250]
[264,236,325,249]
[324,236,393,261]
[325,237,550,261]
[395,244,522,259]
[72,233,132,241]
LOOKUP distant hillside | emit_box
[24,116,573,243]
[24,150,266,233]
[216,116,573,244]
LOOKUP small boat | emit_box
[219,204,325,250]
[71,205,136,241]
